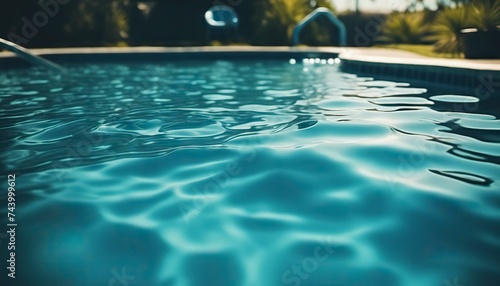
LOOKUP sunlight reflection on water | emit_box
[1,59,499,286]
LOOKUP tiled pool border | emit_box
[339,56,500,94]
[1,46,499,94]
[340,59,500,93]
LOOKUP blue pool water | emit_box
[1,59,500,286]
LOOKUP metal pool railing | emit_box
[291,7,346,47]
[0,38,66,72]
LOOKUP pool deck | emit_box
[336,47,500,71]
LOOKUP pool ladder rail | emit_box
[291,7,346,46]
[0,38,66,72]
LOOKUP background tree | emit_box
[0,0,129,48]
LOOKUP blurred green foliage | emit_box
[64,1,128,46]
[251,0,336,45]
[3,0,497,51]
[432,0,500,54]
[469,0,500,30]
[1,0,342,47]
[378,12,434,44]
[432,5,470,54]
[0,0,128,47]
[377,0,500,55]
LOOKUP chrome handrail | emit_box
[0,38,66,72]
[291,8,346,46]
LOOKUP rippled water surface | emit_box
[1,60,500,286]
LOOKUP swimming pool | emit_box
[1,54,500,286]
